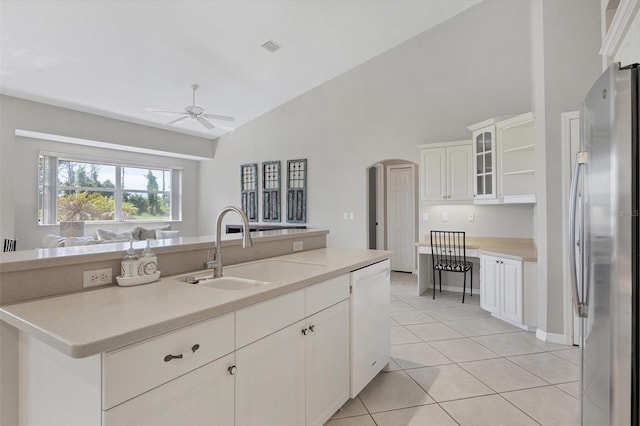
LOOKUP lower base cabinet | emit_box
[305,300,350,425]
[235,321,307,426]
[480,254,537,329]
[103,353,235,426]
[235,300,350,426]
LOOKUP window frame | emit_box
[38,152,182,225]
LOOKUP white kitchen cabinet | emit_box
[103,353,235,426]
[305,300,349,425]
[18,313,235,426]
[468,121,498,201]
[418,141,473,202]
[480,254,524,327]
[235,274,350,426]
[480,254,500,315]
[235,321,307,426]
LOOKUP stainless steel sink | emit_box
[224,259,326,283]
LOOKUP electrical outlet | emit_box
[293,241,303,251]
[468,212,475,222]
[442,212,449,222]
[349,212,354,220]
[423,212,429,221]
[83,268,112,288]
[343,212,349,220]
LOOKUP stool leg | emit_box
[462,270,466,303]
[470,266,473,298]
[432,267,436,300]
[438,270,442,293]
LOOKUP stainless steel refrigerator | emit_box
[570,62,639,425]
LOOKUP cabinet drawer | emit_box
[306,274,349,316]
[103,353,235,426]
[236,289,305,349]
[103,312,234,410]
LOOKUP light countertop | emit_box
[417,236,537,262]
[0,248,390,358]
[0,228,329,273]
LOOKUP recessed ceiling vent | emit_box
[261,40,281,53]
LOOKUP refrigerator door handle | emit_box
[569,151,589,318]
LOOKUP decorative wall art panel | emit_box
[262,161,281,222]
[240,163,258,222]
[286,159,307,223]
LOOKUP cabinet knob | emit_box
[228,365,237,375]
[309,324,315,332]
[442,196,446,199]
[301,328,308,335]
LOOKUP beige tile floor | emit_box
[326,272,580,426]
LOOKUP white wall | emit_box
[419,204,534,241]
[198,0,533,248]
[0,95,211,249]
[533,0,602,335]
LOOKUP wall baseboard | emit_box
[536,328,572,345]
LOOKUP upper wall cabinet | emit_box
[418,141,473,203]
[468,113,536,204]
[468,118,505,203]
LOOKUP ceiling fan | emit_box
[149,84,235,131]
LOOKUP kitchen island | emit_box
[1,247,391,426]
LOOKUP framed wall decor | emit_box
[240,163,258,222]
[262,161,281,222]
[286,159,307,223]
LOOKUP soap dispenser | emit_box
[121,241,140,278]
[138,239,158,276]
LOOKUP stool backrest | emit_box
[430,231,467,266]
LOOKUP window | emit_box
[38,154,181,224]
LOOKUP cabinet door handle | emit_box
[228,365,237,375]
[309,324,315,332]
[163,344,200,362]
[301,328,308,335]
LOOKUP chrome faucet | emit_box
[209,205,253,278]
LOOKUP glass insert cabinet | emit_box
[474,127,495,199]
[468,118,504,201]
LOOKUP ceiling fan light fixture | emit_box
[261,40,281,53]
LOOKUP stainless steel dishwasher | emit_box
[350,259,391,397]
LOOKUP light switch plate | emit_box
[442,212,449,222]
[343,212,349,220]
[423,212,429,221]
[468,212,475,222]
[349,212,354,220]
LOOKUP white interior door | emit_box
[386,165,416,272]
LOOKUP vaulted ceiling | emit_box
[0,0,481,138]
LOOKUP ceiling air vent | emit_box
[261,40,281,53]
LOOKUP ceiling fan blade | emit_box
[147,108,188,115]
[196,116,215,129]
[166,116,190,126]
[202,113,235,122]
